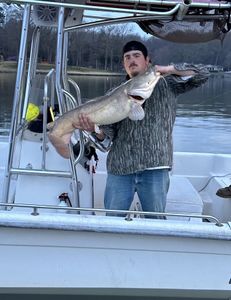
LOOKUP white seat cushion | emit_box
[166,176,203,214]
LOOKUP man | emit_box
[78,40,209,217]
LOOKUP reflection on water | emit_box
[0,73,16,135]
[174,73,231,154]
[69,75,123,101]
[0,72,230,154]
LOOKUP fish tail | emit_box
[48,133,71,159]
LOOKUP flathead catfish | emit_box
[48,66,161,158]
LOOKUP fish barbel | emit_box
[48,66,161,158]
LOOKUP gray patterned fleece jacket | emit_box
[100,63,209,175]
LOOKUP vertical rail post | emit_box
[2,4,31,204]
[55,7,80,208]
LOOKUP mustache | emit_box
[129,63,138,68]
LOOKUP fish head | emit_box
[126,66,161,104]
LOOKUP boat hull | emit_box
[0,213,230,298]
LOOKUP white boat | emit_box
[0,0,231,298]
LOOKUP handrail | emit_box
[55,7,65,114]
[65,11,228,32]
[4,0,183,15]
[62,88,78,108]
[42,69,55,170]
[44,69,55,101]
[55,7,80,209]
[62,32,73,111]
[4,0,231,11]
[88,0,231,9]
[22,27,41,120]
[2,4,31,205]
[10,167,72,178]
[61,88,86,167]
[83,12,226,21]
[67,78,82,106]
[0,202,223,227]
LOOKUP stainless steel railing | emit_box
[2,4,32,205]
[0,202,224,227]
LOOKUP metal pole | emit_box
[55,7,80,208]
[22,27,41,120]
[55,7,65,114]
[2,4,31,204]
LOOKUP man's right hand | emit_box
[75,113,105,140]
[75,113,95,132]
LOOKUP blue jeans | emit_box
[104,169,170,218]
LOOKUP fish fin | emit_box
[94,124,101,134]
[48,133,71,159]
[128,103,145,121]
[47,121,55,130]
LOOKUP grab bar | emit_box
[11,0,182,16]
[0,202,223,227]
[10,0,231,12]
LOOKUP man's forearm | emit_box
[164,65,196,76]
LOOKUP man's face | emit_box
[123,50,150,78]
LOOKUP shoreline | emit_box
[0,68,124,76]
[0,62,124,76]
[0,64,225,76]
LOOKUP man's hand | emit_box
[75,113,105,140]
[155,65,196,76]
[75,113,95,132]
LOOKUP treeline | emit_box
[1,6,231,71]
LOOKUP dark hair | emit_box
[123,40,148,58]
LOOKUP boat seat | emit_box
[94,173,203,220]
[166,176,203,220]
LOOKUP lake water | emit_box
[0,72,231,154]
[0,73,229,300]
[0,295,224,300]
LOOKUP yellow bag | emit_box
[26,103,40,121]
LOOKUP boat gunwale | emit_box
[0,202,223,225]
[0,210,230,240]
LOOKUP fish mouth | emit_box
[128,94,144,101]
